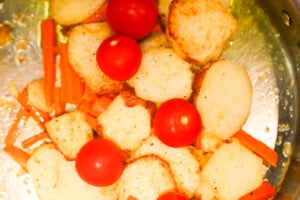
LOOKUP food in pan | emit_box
[2,0,278,199]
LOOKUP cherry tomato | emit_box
[106,0,159,39]
[153,98,202,147]
[157,191,189,200]
[96,34,142,81]
[75,138,124,186]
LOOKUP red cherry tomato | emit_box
[75,138,124,186]
[106,0,159,39]
[157,191,189,200]
[153,98,202,147]
[96,34,142,81]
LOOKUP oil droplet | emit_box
[276,134,283,146]
[283,142,292,157]
[281,10,292,27]
[14,39,30,65]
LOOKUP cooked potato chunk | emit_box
[139,31,170,52]
[50,0,106,25]
[166,0,237,64]
[128,47,194,104]
[27,144,118,200]
[199,140,264,200]
[117,155,176,200]
[45,110,93,159]
[195,60,252,141]
[132,136,201,197]
[98,95,151,152]
[27,79,52,113]
[68,22,123,94]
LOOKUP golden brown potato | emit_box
[45,110,93,159]
[68,22,123,94]
[27,144,118,200]
[166,0,237,65]
[50,0,106,25]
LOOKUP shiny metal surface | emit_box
[0,0,299,199]
[254,0,300,199]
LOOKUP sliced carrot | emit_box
[82,2,108,24]
[239,181,277,200]
[84,113,102,136]
[3,145,30,170]
[234,130,278,167]
[54,87,66,116]
[21,132,49,149]
[78,95,112,117]
[41,18,57,106]
[78,99,93,115]
[59,43,84,104]
[17,85,30,107]
[90,96,113,117]
[81,85,98,101]
[4,108,29,145]
[127,195,138,200]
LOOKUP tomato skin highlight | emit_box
[153,98,202,147]
[106,0,159,39]
[96,34,142,81]
[157,191,189,200]
[75,138,124,186]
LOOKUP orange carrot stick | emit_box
[78,100,93,114]
[3,145,30,170]
[78,96,112,117]
[84,113,102,136]
[41,18,57,106]
[21,132,49,149]
[234,130,278,167]
[90,96,112,117]
[239,181,277,200]
[54,87,66,116]
[59,43,84,104]
[82,2,108,24]
[4,108,29,145]
[81,85,98,101]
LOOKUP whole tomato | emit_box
[153,98,202,147]
[96,34,142,81]
[106,0,159,39]
[75,138,124,186]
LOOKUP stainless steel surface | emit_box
[254,0,300,199]
[0,0,299,199]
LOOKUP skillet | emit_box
[0,0,300,199]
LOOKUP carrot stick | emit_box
[90,96,112,117]
[3,145,30,170]
[59,43,84,104]
[81,85,98,101]
[239,181,277,200]
[84,113,102,136]
[54,87,66,116]
[234,130,278,167]
[82,2,108,24]
[77,100,93,114]
[21,132,49,148]
[41,18,57,106]
[127,195,138,200]
[78,96,112,117]
[4,108,29,145]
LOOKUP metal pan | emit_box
[0,0,299,199]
